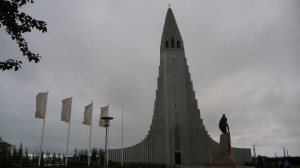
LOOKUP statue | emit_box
[219,114,229,134]
[210,114,236,166]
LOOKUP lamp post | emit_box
[101,116,113,168]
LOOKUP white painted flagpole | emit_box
[107,126,109,166]
[65,120,71,166]
[106,104,110,167]
[88,101,93,166]
[38,116,46,166]
[65,96,72,166]
[38,91,48,166]
[106,104,109,167]
[122,108,124,166]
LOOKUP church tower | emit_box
[157,7,217,165]
[108,7,251,166]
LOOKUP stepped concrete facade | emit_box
[108,8,252,166]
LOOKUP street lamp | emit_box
[101,116,113,168]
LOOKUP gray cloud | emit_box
[1,0,299,157]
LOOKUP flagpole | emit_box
[121,108,124,166]
[65,96,72,166]
[65,118,71,166]
[88,101,93,166]
[106,104,110,167]
[88,119,92,166]
[104,126,108,168]
[101,104,113,168]
[107,126,109,166]
[38,116,46,166]
[38,90,48,167]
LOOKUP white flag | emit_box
[35,92,48,119]
[99,106,109,127]
[83,102,93,125]
[61,97,72,122]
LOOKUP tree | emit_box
[57,152,62,165]
[52,151,57,164]
[73,148,77,161]
[45,150,50,164]
[0,0,47,71]
[99,149,105,166]
[0,144,12,167]
[23,148,30,166]
[12,145,18,164]
[31,150,39,166]
[84,149,88,161]
[40,150,44,165]
[18,142,23,164]
[91,148,97,161]
[78,150,82,161]
[98,148,104,166]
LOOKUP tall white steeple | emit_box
[161,7,184,51]
[107,8,252,166]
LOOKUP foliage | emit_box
[18,142,23,164]
[30,150,39,166]
[57,152,62,165]
[91,147,97,161]
[40,150,44,165]
[45,150,50,164]
[73,148,78,161]
[52,151,56,164]
[99,148,104,165]
[68,147,105,166]
[23,148,30,166]
[0,0,47,71]
[0,144,12,167]
[249,156,300,168]
[12,145,18,164]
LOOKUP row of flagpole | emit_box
[34,91,124,166]
[36,91,48,166]
[66,97,71,166]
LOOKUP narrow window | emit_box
[171,37,174,48]
[165,41,169,48]
[177,41,180,48]
[175,103,177,107]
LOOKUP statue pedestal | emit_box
[209,133,236,167]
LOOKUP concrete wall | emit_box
[108,8,252,167]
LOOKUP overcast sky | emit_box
[1,0,300,157]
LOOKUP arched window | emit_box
[171,37,174,48]
[177,41,180,48]
[175,126,180,150]
[165,41,169,48]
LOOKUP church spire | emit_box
[161,8,184,51]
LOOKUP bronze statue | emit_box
[219,114,229,134]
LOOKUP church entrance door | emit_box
[175,152,181,164]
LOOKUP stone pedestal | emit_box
[208,133,236,167]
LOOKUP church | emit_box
[108,7,252,166]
